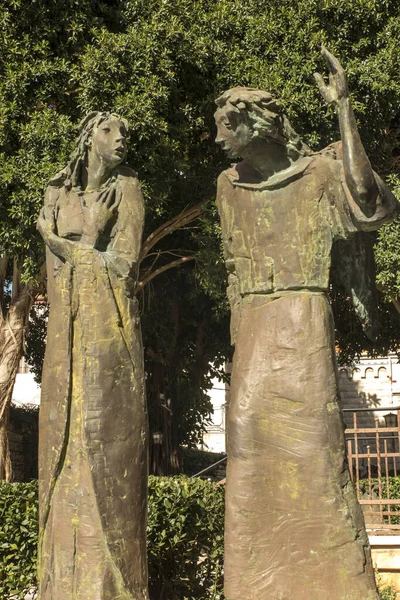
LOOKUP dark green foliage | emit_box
[0,481,38,598]
[380,583,397,600]
[142,268,230,454]
[376,215,400,300]
[9,405,39,481]
[332,282,400,367]
[0,477,225,599]
[25,304,48,385]
[0,0,124,279]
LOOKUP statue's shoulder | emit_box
[116,165,139,182]
[44,182,63,207]
[116,165,143,199]
[217,167,235,186]
[218,161,258,189]
[307,142,344,175]
[116,166,144,213]
[304,150,343,184]
[316,141,343,161]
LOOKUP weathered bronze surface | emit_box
[215,48,398,599]
[37,112,149,599]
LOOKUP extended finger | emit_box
[105,187,117,208]
[108,188,122,211]
[96,188,109,203]
[321,45,343,75]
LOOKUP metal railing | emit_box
[345,407,400,533]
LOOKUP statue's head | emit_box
[51,111,129,189]
[214,87,310,160]
[84,112,128,168]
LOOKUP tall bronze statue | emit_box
[37,112,149,599]
[215,49,398,599]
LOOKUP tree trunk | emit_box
[0,285,35,481]
[148,361,181,476]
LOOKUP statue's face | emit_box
[214,107,253,158]
[90,116,127,168]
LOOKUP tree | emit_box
[2,0,400,477]
[0,260,45,480]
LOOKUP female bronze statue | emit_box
[37,112,149,599]
[215,49,397,599]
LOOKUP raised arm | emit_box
[314,47,379,218]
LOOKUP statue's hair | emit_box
[215,87,311,160]
[49,111,129,189]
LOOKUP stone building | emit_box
[339,354,400,424]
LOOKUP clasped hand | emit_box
[81,184,121,245]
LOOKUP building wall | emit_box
[201,376,227,453]
[339,354,400,430]
[12,357,40,407]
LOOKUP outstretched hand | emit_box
[314,46,349,107]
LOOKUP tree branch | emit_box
[11,258,21,301]
[139,201,206,264]
[136,256,195,291]
[392,297,400,314]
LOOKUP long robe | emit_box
[217,154,397,600]
[38,167,149,600]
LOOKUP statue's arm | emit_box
[314,47,379,218]
[105,174,145,280]
[217,174,241,345]
[37,187,79,264]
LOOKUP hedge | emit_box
[0,481,37,598]
[0,476,224,600]
[0,476,398,599]
[148,476,224,599]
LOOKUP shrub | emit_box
[0,476,224,600]
[360,477,400,525]
[379,583,397,600]
[0,481,38,599]
[148,476,224,599]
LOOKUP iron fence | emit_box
[345,407,400,533]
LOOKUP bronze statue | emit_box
[215,48,398,599]
[37,112,149,599]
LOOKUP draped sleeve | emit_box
[326,158,399,236]
[217,171,242,345]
